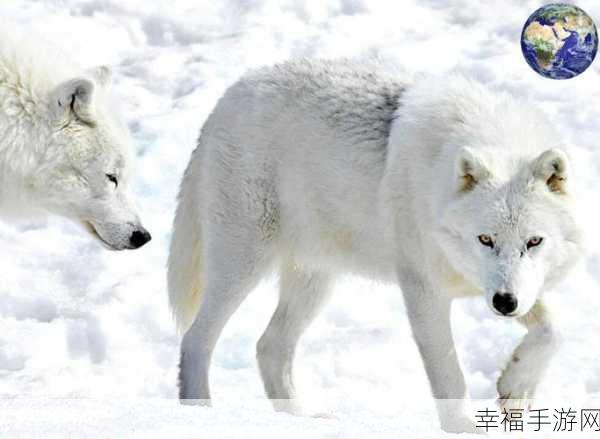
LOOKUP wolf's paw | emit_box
[497,360,537,410]
[271,399,304,416]
[497,376,534,418]
[497,394,531,414]
[179,398,212,407]
[441,415,485,435]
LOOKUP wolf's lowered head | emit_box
[33,66,151,250]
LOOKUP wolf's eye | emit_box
[106,173,118,188]
[526,236,543,249]
[478,234,494,248]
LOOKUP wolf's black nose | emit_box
[130,228,151,249]
[492,292,518,316]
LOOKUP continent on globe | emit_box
[521,3,598,79]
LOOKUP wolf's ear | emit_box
[532,148,569,194]
[87,65,112,89]
[455,147,490,192]
[52,78,95,122]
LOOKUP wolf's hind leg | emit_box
[497,299,556,411]
[257,263,333,415]
[179,234,269,405]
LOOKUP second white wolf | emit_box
[168,59,583,433]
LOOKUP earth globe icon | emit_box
[521,3,598,79]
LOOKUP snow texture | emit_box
[1,0,600,437]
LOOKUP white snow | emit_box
[2,0,600,437]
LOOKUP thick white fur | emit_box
[168,59,583,433]
[0,22,150,249]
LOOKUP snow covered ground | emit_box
[2,0,600,437]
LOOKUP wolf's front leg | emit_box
[497,299,557,411]
[399,269,479,434]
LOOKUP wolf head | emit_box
[34,66,151,250]
[438,146,583,318]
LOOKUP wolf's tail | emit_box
[168,151,204,334]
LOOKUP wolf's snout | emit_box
[492,292,518,316]
[130,228,151,249]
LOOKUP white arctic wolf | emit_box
[0,24,150,250]
[168,59,583,433]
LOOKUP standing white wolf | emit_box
[168,59,583,433]
[0,24,150,249]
